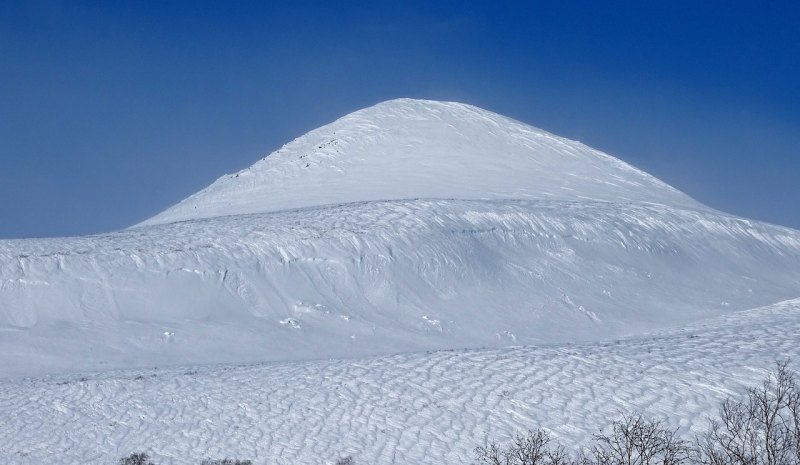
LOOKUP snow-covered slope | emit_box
[1,99,799,378]
[138,99,704,227]
[2,299,799,465]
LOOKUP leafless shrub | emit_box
[590,414,691,465]
[697,361,800,465]
[200,460,253,465]
[119,453,155,465]
[476,428,570,465]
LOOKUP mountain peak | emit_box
[138,99,704,227]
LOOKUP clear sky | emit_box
[1,1,798,238]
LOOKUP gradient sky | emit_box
[1,1,798,238]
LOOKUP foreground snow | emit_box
[1,299,798,465]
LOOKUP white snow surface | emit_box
[138,99,705,227]
[1,299,798,465]
[2,199,800,378]
[2,97,800,464]
[1,98,800,379]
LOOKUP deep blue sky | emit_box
[1,1,798,238]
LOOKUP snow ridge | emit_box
[2,199,800,377]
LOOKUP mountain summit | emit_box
[139,99,703,227]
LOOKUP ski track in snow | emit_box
[1,299,798,465]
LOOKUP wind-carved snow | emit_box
[138,99,704,227]
[2,199,800,378]
[1,299,798,465]
[0,98,799,379]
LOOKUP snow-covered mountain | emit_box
[1,98,799,378]
[139,99,704,227]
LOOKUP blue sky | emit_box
[1,1,798,238]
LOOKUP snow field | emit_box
[3,199,800,378]
[1,299,798,465]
